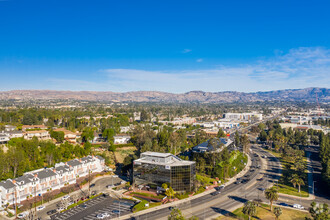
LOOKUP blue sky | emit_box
[0,0,329,93]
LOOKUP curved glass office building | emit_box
[133,152,196,192]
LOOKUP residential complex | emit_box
[0,155,105,208]
[133,152,196,192]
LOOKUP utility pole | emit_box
[14,187,17,219]
[88,167,91,197]
[34,186,37,214]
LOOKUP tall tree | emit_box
[273,206,282,220]
[265,187,279,211]
[242,201,257,220]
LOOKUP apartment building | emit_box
[0,155,105,208]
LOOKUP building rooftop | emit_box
[0,180,15,190]
[135,151,195,166]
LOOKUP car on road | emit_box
[106,184,114,188]
[62,195,70,200]
[278,202,289,207]
[90,183,96,188]
[47,209,57,215]
[293,204,304,210]
[36,205,45,211]
[211,191,221,196]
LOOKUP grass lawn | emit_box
[266,150,309,197]
[217,204,310,220]
[114,146,137,163]
[130,192,164,200]
[132,199,161,212]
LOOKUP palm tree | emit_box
[290,174,305,192]
[265,187,279,211]
[273,206,282,220]
[242,201,257,220]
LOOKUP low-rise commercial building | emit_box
[133,152,195,192]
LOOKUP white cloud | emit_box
[47,47,330,93]
[182,49,192,53]
[196,58,203,63]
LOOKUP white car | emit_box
[62,195,70,200]
[17,212,28,219]
[67,201,74,206]
[96,213,106,219]
[293,204,304,210]
[57,207,65,212]
[103,213,110,217]
[36,205,46,211]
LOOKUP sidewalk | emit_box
[120,153,252,220]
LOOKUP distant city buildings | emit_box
[192,138,233,153]
[133,152,195,192]
[0,155,105,208]
[223,113,263,121]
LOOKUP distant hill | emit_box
[0,88,328,103]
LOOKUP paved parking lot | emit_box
[50,195,135,220]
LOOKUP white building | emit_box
[113,134,131,144]
[0,133,10,144]
[0,155,105,208]
[223,113,263,121]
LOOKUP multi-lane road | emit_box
[122,146,282,220]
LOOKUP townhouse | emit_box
[0,155,105,208]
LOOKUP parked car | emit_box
[293,204,304,210]
[112,210,120,214]
[17,212,28,219]
[81,204,88,209]
[57,207,65,212]
[62,195,70,200]
[91,191,97,196]
[36,205,45,211]
[47,209,57,215]
[67,201,74,206]
[96,213,106,219]
[106,184,114,188]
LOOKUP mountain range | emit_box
[0,88,329,103]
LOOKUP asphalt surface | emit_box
[123,146,282,220]
[51,196,134,220]
[37,176,123,219]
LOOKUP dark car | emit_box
[90,184,95,188]
[91,191,97,196]
[169,206,174,210]
[211,191,221,196]
[257,178,264,181]
[103,193,110,197]
[47,209,57,215]
[81,204,88,209]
